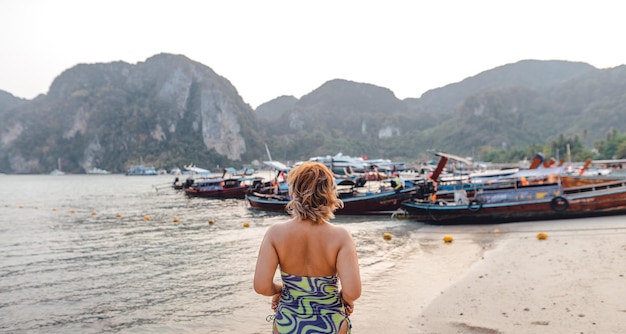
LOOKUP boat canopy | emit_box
[224,167,237,174]
[263,161,291,171]
[184,165,211,174]
[196,176,260,184]
[509,166,566,178]
[433,152,473,166]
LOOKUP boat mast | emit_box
[264,143,273,161]
[567,144,572,166]
[431,156,448,181]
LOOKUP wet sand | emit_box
[350,216,626,333]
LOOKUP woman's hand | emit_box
[342,298,354,316]
[271,293,280,312]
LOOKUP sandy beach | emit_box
[349,215,626,334]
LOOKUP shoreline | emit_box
[350,225,494,333]
[351,217,626,333]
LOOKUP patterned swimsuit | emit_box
[274,271,351,333]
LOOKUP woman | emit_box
[254,161,362,334]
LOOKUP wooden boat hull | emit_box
[247,187,416,215]
[184,177,263,199]
[184,186,248,199]
[401,179,626,224]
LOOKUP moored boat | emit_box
[86,167,111,174]
[183,164,211,175]
[400,171,626,225]
[50,158,65,175]
[125,165,158,176]
[184,176,264,199]
[304,153,372,175]
[247,178,418,215]
[50,169,65,176]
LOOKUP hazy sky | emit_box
[1,0,623,108]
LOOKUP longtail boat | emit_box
[247,179,417,215]
[184,176,264,199]
[400,170,626,225]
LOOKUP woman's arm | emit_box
[336,227,362,305]
[253,227,282,296]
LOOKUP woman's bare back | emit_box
[272,218,346,277]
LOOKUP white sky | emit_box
[1,0,624,108]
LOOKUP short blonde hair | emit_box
[286,162,344,223]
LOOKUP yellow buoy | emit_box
[52,208,57,211]
[536,232,548,240]
[493,228,500,234]
[91,211,97,216]
[116,213,121,218]
[443,235,454,243]
[144,215,150,221]
[243,221,250,228]
[173,217,179,223]
[383,232,393,240]
[70,209,76,214]
[208,219,215,225]
[19,205,23,208]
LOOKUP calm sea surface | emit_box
[0,174,428,333]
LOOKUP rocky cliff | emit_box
[0,53,263,173]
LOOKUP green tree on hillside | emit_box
[594,129,626,159]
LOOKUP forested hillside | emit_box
[1,55,625,174]
[257,60,626,162]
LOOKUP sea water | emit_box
[0,174,429,333]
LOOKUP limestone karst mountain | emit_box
[1,55,626,173]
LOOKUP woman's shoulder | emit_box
[326,221,347,230]
[265,219,298,235]
[324,222,352,239]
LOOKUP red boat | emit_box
[184,176,264,199]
